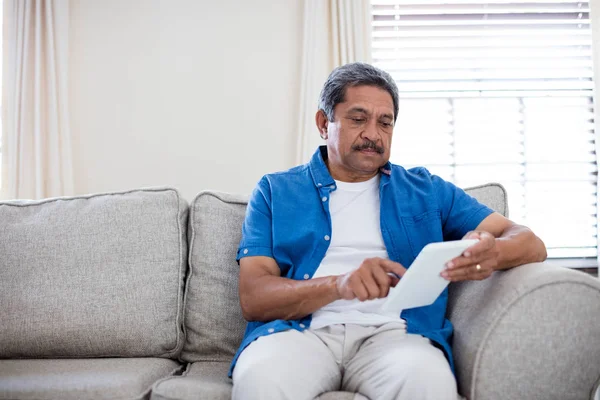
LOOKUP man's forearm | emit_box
[495,224,547,270]
[241,274,340,322]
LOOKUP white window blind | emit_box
[371,1,598,262]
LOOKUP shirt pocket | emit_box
[401,210,444,258]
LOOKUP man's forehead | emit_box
[341,85,394,111]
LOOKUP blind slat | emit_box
[372,27,591,37]
[372,37,591,48]
[373,7,590,15]
[380,69,594,80]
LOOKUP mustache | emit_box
[352,140,384,154]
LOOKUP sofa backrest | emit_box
[180,183,508,362]
[462,183,508,218]
[0,188,188,359]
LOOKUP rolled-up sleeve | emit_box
[237,176,274,261]
[429,172,494,241]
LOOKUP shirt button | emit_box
[317,183,322,187]
[299,323,306,329]
[330,185,335,189]
[322,196,327,202]
[243,249,248,254]
[303,274,310,279]
[324,235,330,241]
[268,328,275,333]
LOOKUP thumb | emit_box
[463,231,480,240]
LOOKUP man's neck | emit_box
[325,160,379,183]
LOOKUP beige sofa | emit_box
[1,186,599,400]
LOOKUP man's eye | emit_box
[352,118,365,123]
[381,122,393,127]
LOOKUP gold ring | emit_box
[476,264,482,271]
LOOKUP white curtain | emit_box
[296,0,372,164]
[1,0,73,200]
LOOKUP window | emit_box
[371,1,598,265]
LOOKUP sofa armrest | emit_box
[448,262,600,400]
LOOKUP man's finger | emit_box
[450,264,490,282]
[447,238,494,269]
[442,264,472,281]
[372,266,392,297]
[378,258,407,277]
[358,269,381,299]
[459,240,487,259]
[351,280,370,301]
[446,251,486,270]
[442,260,492,281]
[463,233,494,258]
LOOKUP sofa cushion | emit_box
[150,361,360,400]
[461,183,508,218]
[180,184,506,363]
[180,192,248,363]
[0,187,188,358]
[0,358,183,400]
[150,361,231,400]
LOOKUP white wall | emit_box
[69,0,303,200]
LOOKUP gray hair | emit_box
[318,62,399,122]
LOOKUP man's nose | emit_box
[361,119,380,142]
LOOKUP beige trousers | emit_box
[232,322,458,400]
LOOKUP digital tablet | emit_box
[380,239,479,315]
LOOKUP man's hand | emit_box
[336,257,406,301]
[441,231,499,282]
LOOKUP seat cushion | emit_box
[0,188,188,358]
[150,361,359,400]
[0,358,183,400]
[150,361,231,400]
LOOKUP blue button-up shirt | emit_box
[231,146,493,377]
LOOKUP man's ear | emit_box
[315,110,329,140]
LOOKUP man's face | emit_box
[324,85,395,181]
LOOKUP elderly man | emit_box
[231,63,547,400]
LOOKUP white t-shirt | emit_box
[310,174,405,330]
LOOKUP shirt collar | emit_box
[308,146,392,188]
